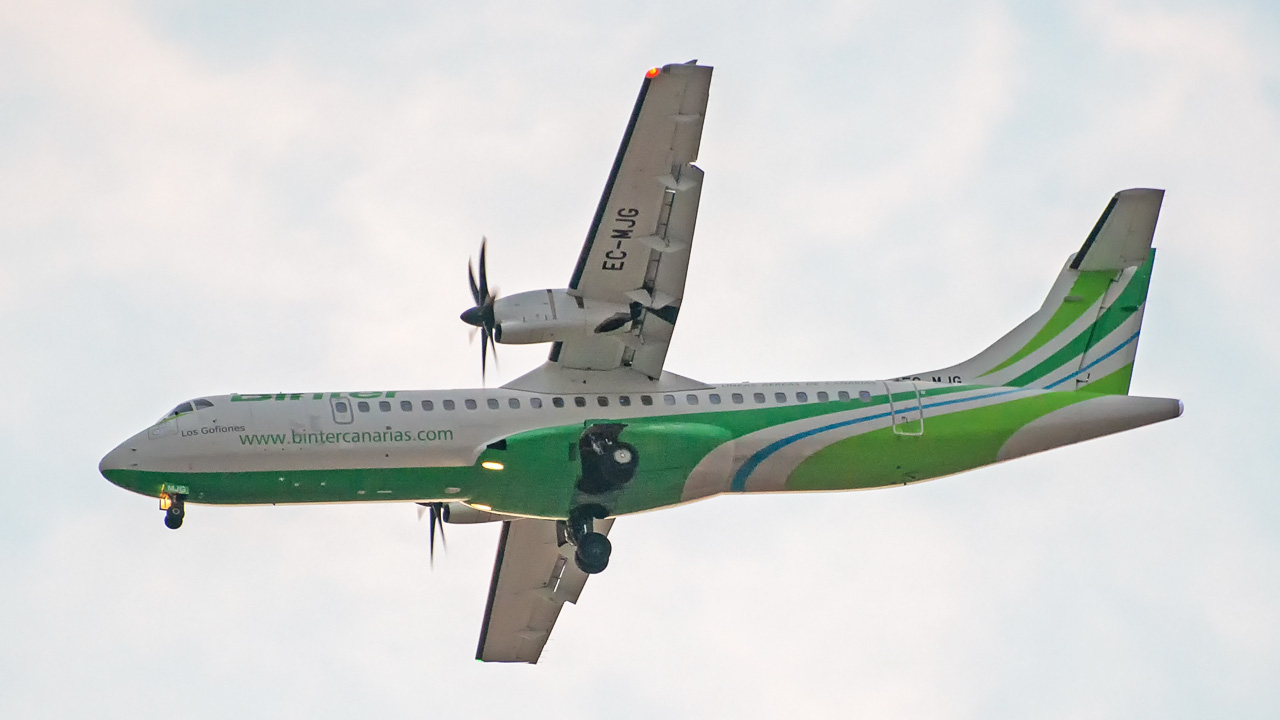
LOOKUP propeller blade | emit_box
[428,502,447,567]
[478,237,489,302]
[417,501,448,568]
[467,260,481,306]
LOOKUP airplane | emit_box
[100,61,1182,663]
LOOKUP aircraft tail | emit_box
[916,188,1164,395]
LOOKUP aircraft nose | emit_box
[99,438,137,484]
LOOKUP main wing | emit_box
[550,61,713,379]
[475,517,616,663]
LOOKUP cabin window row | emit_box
[339,389,875,414]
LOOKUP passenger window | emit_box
[487,398,499,410]
[774,392,787,403]
[640,395,653,406]
[838,391,851,402]
[618,396,631,407]
[400,400,413,411]
[753,392,766,404]
[796,392,808,403]
[465,399,478,410]
[193,398,213,409]
[817,391,829,402]
[508,398,521,409]
[422,400,434,411]
[663,395,676,406]
[334,401,349,414]
[531,397,543,409]
[597,396,609,407]
[358,401,370,412]
[552,397,565,408]
[379,400,391,412]
[859,390,872,402]
[731,393,744,404]
[443,399,456,411]
[709,393,721,405]
[686,394,699,405]
[574,396,587,408]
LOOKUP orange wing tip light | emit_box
[645,67,661,78]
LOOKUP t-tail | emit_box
[915,188,1164,395]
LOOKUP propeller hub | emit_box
[460,306,485,327]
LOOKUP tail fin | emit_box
[915,188,1164,395]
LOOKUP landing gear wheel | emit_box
[601,442,638,487]
[574,531,611,574]
[577,424,639,495]
[163,495,185,530]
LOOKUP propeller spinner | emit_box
[460,238,499,382]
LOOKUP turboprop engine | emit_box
[479,289,634,345]
[459,238,635,378]
[440,502,506,524]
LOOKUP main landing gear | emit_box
[577,423,639,495]
[566,504,611,574]
[161,492,185,530]
[561,424,640,575]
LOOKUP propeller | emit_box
[460,238,499,382]
[416,502,449,567]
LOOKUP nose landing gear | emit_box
[160,492,186,529]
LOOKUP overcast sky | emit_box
[3,0,1279,717]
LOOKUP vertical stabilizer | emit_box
[908,189,1163,394]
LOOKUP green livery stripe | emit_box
[1006,253,1154,389]
[983,270,1115,376]
[1084,363,1134,396]
[787,391,1089,491]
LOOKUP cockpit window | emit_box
[160,398,213,422]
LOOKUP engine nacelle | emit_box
[492,289,632,345]
[442,502,506,524]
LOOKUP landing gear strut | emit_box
[161,492,185,530]
[567,504,611,574]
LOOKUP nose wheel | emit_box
[161,492,185,529]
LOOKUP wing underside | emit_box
[475,517,616,663]
[550,62,713,378]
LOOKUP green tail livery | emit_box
[100,62,1180,663]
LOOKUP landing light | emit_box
[470,503,493,512]
[481,461,504,471]
[645,67,661,78]
[159,493,172,510]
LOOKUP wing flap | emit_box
[475,518,615,663]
